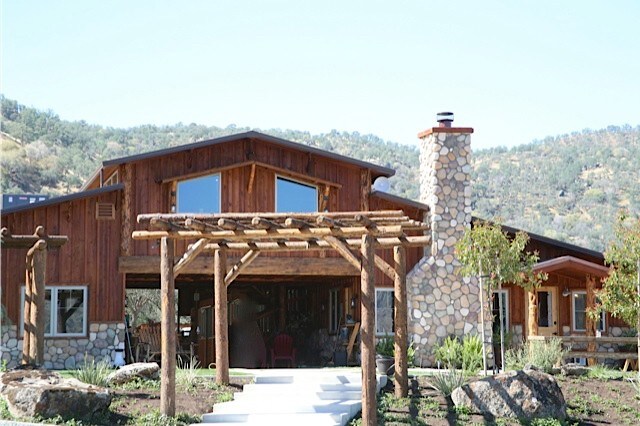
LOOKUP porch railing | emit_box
[527,335,638,361]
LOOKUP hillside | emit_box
[1,96,638,251]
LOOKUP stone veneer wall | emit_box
[1,322,125,370]
[407,130,493,367]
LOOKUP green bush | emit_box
[427,368,467,397]
[504,337,568,373]
[69,355,112,387]
[375,336,394,357]
[434,336,462,368]
[434,335,483,375]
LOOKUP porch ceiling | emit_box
[533,255,610,279]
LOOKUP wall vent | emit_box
[96,202,116,220]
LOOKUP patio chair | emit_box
[271,333,296,368]
[135,323,162,362]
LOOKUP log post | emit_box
[214,249,229,384]
[22,255,33,364]
[30,239,47,366]
[585,275,597,366]
[393,245,408,398]
[527,290,538,337]
[360,234,377,426]
[160,237,176,417]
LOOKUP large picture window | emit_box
[572,291,605,332]
[375,288,394,336]
[21,286,87,337]
[177,173,221,213]
[276,176,318,213]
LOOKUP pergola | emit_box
[1,226,68,366]
[133,210,430,424]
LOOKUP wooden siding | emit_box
[1,190,123,324]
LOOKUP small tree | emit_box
[595,213,640,371]
[456,221,546,374]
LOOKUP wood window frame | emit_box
[274,174,319,213]
[20,285,88,338]
[175,172,222,214]
[571,290,605,332]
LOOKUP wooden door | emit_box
[197,300,215,367]
[535,287,559,336]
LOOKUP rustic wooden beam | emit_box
[393,245,408,398]
[22,253,33,364]
[284,218,312,229]
[121,164,133,256]
[0,233,67,249]
[119,256,361,276]
[225,250,260,286]
[184,218,220,232]
[251,161,342,189]
[28,239,47,366]
[251,217,282,229]
[360,234,377,426]
[159,160,254,184]
[173,238,209,277]
[323,236,361,271]
[132,224,413,241]
[160,237,176,417]
[316,215,344,228]
[201,235,431,251]
[360,169,371,212]
[217,218,245,231]
[374,255,397,281]
[138,210,405,223]
[214,249,230,384]
[585,275,597,366]
[247,163,256,194]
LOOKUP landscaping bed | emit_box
[364,370,640,425]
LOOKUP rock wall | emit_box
[408,129,492,366]
[1,322,125,369]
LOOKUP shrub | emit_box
[460,335,483,375]
[504,337,568,373]
[434,336,462,368]
[375,336,394,357]
[69,354,112,387]
[177,356,201,390]
[427,368,467,397]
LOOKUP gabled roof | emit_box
[533,255,610,278]
[0,184,124,215]
[102,131,395,177]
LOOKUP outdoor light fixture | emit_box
[562,287,570,297]
[351,296,357,309]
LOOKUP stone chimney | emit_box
[407,114,491,366]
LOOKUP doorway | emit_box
[535,287,558,336]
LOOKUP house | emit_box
[0,117,627,370]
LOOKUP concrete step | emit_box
[240,382,363,393]
[253,373,362,385]
[233,389,362,401]
[195,412,345,425]
[209,399,362,417]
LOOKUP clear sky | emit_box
[2,1,639,149]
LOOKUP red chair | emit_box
[271,333,297,368]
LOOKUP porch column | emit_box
[527,289,538,337]
[585,275,597,366]
[360,234,376,426]
[160,237,176,417]
[393,245,408,398]
[214,249,230,384]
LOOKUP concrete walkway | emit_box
[193,368,387,426]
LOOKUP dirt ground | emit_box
[375,374,640,425]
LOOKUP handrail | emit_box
[527,335,637,344]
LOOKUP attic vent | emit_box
[96,202,116,220]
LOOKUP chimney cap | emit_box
[436,112,454,127]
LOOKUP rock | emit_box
[106,362,159,385]
[0,369,111,420]
[451,369,566,420]
[561,363,590,377]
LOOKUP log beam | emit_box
[323,236,361,271]
[138,210,405,224]
[374,255,397,282]
[585,275,597,366]
[173,238,209,277]
[27,239,47,366]
[214,249,230,384]
[393,245,408,398]
[225,250,260,286]
[360,234,377,426]
[160,237,176,417]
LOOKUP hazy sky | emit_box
[2,1,639,149]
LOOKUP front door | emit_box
[536,287,558,336]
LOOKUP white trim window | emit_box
[492,289,509,334]
[375,288,394,336]
[21,286,88,337]
[177,173,221,213]
[275,175,318,213]
[572,291,605,332]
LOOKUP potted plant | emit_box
[375,336,395,375]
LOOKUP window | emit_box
[328,289,340,333]
[276,176,318,213]
[177,173,221,213]
[492,290,509,336]
[572,291,605,332]
[103,171,119,186]
[21,286,87,337]
[375,288,394,335]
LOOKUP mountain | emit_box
[1,96,638,251]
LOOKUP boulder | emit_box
[451,368,566,420]
[561,363,590,377]
[106,362,159,385]
[0,369,111,420]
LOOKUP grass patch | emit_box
[130,410,201,426]
[587,365,627,381]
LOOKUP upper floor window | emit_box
[177,173,221,213]
[21,286,87,337]
[276,176,318,213]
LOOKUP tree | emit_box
[455,221,546,374]
[595,213,640,371]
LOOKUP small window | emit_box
[177,173,221,213]
[375,288,394,336]
[492,290,509,336]
[328,289,340,333]
[276,176,318,213]
[103,171,119,186]
[572,291,605,332]
[21,286,87,337]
